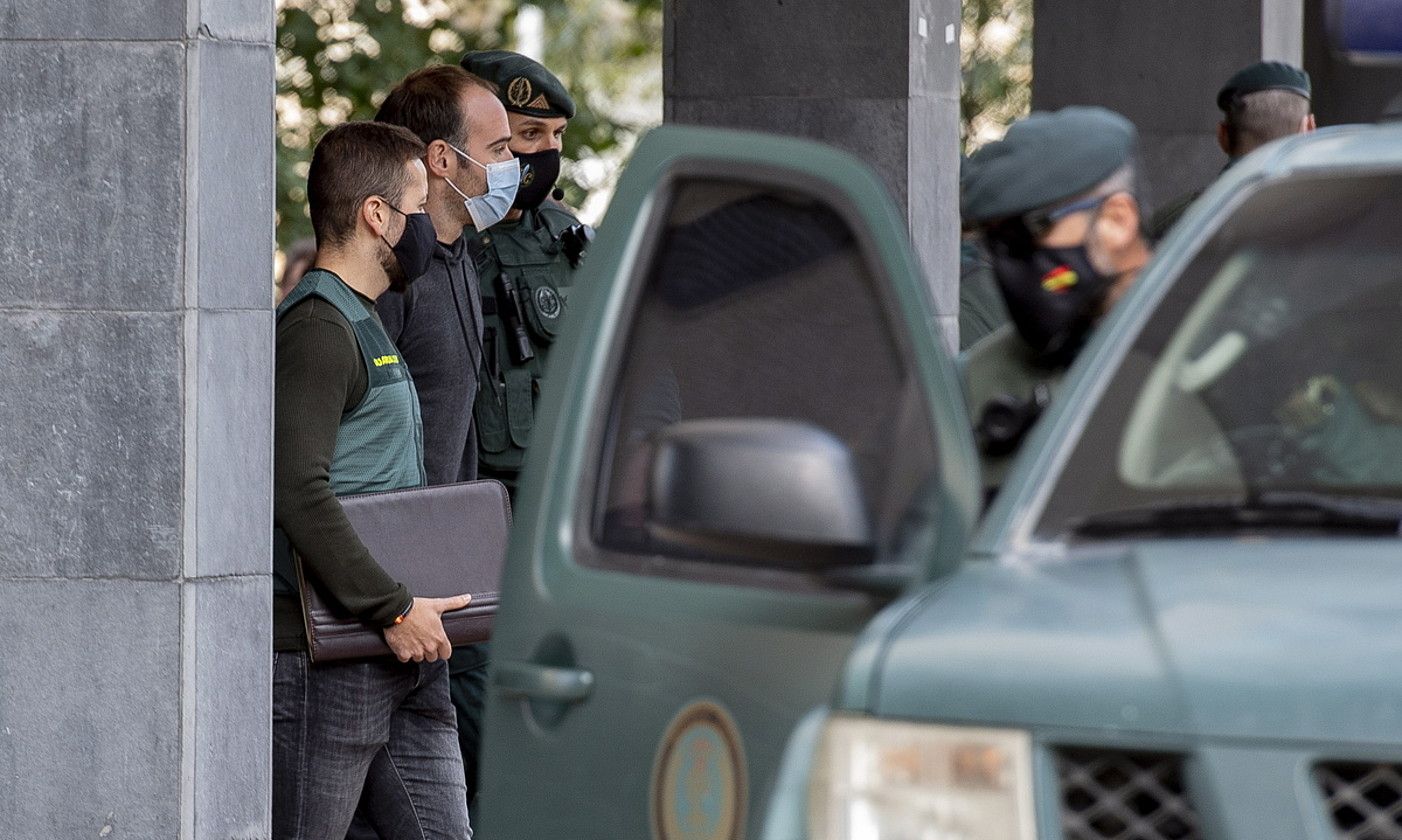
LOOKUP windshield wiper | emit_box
[1070,490,1402,538]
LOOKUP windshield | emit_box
[1036,172,1402,538]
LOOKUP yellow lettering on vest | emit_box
[372,354,400,367]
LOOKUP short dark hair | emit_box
[375,64,494,148]
[307,121,426,248]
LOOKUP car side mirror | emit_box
[647,418,875,569]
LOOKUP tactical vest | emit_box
[273,269,426,592]
[470,204,582,486]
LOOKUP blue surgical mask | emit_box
[444,143,520,230]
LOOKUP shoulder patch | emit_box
[536,202,581,226]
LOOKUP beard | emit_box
[380,239,410,293]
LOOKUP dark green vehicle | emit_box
[475,121,1402,840]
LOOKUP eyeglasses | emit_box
[1022,193,1111,238]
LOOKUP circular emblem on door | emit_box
[650,700,747,840]
[534,285,563,319]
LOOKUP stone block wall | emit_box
[0,2,274,837]
[664,0,964,348]
[1032,0,1306,213]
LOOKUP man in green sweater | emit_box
[272,121,475,840]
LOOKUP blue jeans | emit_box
[272,653,472,840]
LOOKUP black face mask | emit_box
[381,207,437,292]
[986,224,1113,365]
[511,149,562,211]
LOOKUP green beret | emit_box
[1217,61,1311,111]
[461,50,576,120]
[961,106,1137,224]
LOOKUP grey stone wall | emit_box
[0,2,274,838]
[664,0,964,349]
[1032,0,1303,215]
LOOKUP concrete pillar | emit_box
[664,0,964,348]
[1303,0,1402,125]
[1032,0,1305,211]
[0,2,274,838]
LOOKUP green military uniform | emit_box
[467,203,585,487]
[958,239,1009,350]
[461,49,589,494]
[960,325,1065,491]
[959,107,1139,496]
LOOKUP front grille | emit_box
[1316,762,1402,839]
[1056,748,1201,840]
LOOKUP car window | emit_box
[1038,172,1402,537]
[590,178,938,577]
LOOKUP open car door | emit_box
[477,125,981,840]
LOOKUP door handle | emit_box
[494,660,595,702]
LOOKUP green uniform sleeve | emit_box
[273,300,413,626]
[958,241,1009,351]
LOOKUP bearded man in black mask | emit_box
[960,106,1153,495]
[273,121,475,840]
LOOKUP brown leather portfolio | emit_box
[295,479,512,663]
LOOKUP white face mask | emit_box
[444,142,520,230]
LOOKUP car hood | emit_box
[866,539,1402,745]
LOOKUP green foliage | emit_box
[960,0,1032,152]
[277,0,1028,242]
[275,0,662,247]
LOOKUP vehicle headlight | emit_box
[809,715,1037,840]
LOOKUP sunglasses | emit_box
[1021,193,1112,239]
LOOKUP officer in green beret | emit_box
[1150,61,1314,238]
[961,106,1154,496]
[459,50,592,496]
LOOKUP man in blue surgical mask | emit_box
[359,64,518,836]
[374,65,516,490]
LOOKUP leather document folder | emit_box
[296,479,512,663]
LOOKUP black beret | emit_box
[1217,61,1311,111]
[461,50,576,120]
[961,106,1137,224]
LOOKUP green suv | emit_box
[476,121,1402,840]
